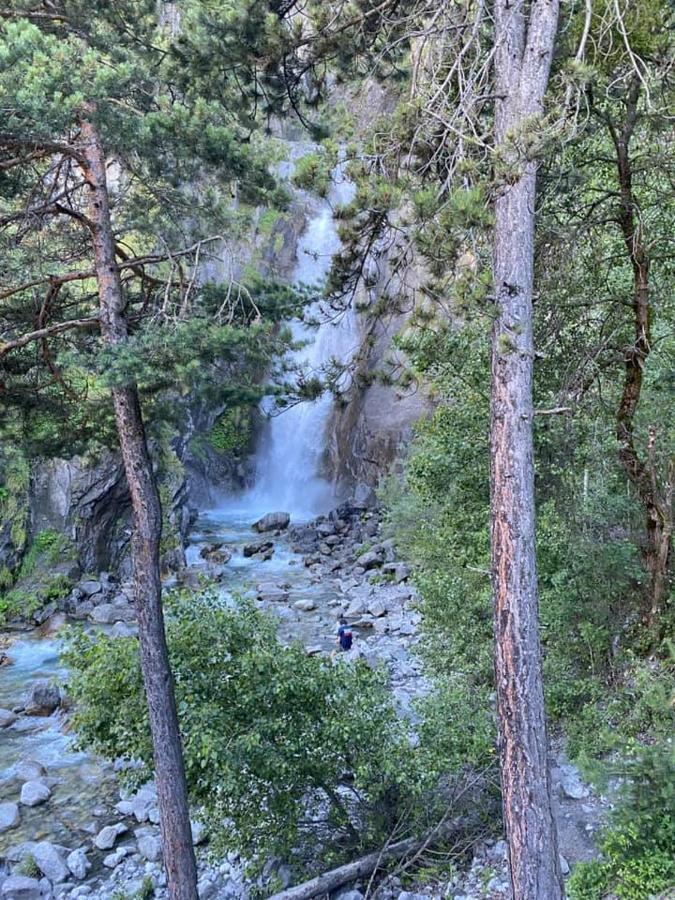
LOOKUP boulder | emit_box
[352,482,377,509]
[252,511,290,533]
[80,580,102,597]
[135,828,162,862]
[32,841,69,883]
[191,821,207,846]
[560,772,588,800]
[367,600,387,618]
[357,548,384,570]
[345,599,366,617]
[0,876,42,900]
[256,584,289,603]
[293,599,316,612]
[103,847,129,868]
[89,603,119,625]
[14,760,46,782]
[0,802,20,832]
[67,849,91,881]
[200,544,233,565]
[20,781,51,807]
[0,708,17,728]
[93,822,127,850]
[243,541,274,559]
[24,681,60,716]
[31,603,57,626]
[131,796,155,823]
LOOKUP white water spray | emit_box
[245,165,357,519]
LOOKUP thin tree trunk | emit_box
[608,77,673,641]
[490,2,563,897]
[79,112,199,900]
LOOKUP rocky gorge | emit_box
[0,487,607,900]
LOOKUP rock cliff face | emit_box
[30,453,130,577]
[326,304,433,488]
[322,80,434,489]
[29,447,190,579]
[325,230,434,490]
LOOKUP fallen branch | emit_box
[267,820,463,900]
[534,406,572,416]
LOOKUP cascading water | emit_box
[244,163,357,520]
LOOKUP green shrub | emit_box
[568,742,675,900]
[15,854,41,878]
[63,592,431,874]
[18,530,75,578]
[209,407,251,453]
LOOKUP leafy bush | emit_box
[63,592,430,873]
[18,530,75,578]
[568,742,675,900]
[209,407,252,453]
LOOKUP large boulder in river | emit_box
[1,875,43,900]
[32,841,69,883]
[66,848,91,880]
[0,802,20,833]
[199,544,232,565]
[24,680,60,716]
[0,708,17,728]
[20,781,51,807]
[252,511,290,533]
[243,540,274,559]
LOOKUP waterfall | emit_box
[245,164,357,520]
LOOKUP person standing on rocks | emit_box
[337,618,353,652]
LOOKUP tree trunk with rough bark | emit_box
[79,112,199,900]
[608,77,673,643]
[490,2,563,897]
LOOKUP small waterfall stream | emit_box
[246,165,357,519]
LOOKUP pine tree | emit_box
[0,4,296,896]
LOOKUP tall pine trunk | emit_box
[490,2,563,897]
[80,113,199,900]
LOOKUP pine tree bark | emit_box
[490,2,563,897]
[79,112,199,900]
[607,77,673,642]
